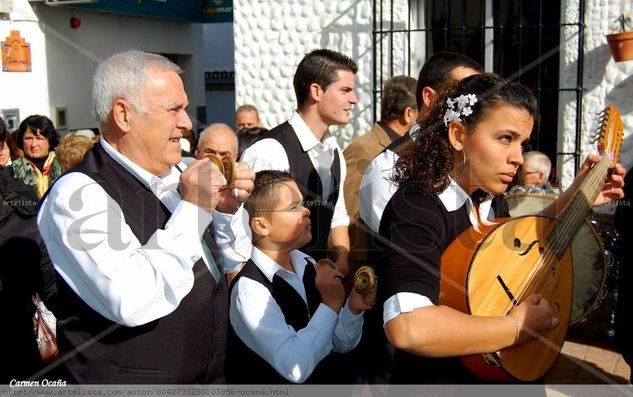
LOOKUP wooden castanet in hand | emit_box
[207,154,236,189]
[353,266,377,295]
[317,260,377,295]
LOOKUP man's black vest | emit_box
[265,122,341,260]
[49,144,227,384]
[225,258,333,384]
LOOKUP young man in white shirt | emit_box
[241,49,358,277]
[359,52,483,234]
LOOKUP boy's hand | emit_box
[347,288,376,315]
[315,263,345,314]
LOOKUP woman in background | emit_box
[11,115,62,198]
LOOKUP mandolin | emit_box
[439,105,624,382]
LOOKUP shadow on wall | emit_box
[318,0,408,145]
[557,42,611,116]
[607,73,633,115]
[581,43,612,92]
[563,41,632,171]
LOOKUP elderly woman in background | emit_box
[11,115,62,198]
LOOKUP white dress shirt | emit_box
[240,112,350,228]
[358,149,400,233]
[37,139,251,327]
[358,123,420,233]
[382,178,495,325]
[229,247,363,383]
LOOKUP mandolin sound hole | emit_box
[513,238,521,248]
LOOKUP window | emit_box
[373,0,582,179]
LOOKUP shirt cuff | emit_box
[330,214,351,229]
[340,299,364,326]
[213,206,253,271]
[314,302,342,329]
[166,200,213,239]
[383,292,434,326]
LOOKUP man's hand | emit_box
[216,162,255,214]
[179,159,224,213]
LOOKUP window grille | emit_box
[373,0,585,177]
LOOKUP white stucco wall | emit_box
[559,0,633,189]
[236,0,631,171]
[0,0,50,125]
[234,0,408,147]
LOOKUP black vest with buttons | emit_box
[265,122,341,260]
[48,144,228,384]
[225,258,333,384]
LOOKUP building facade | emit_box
[234,0,632,188]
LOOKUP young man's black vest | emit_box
[225,258,335,384]
[47,144,228,384]
[265,122,341,260]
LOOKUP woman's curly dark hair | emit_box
[393,73,538,195]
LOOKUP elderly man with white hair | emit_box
[195,123,239,161]
[519,150,552,187]
[38,50,254,384]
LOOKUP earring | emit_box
[453,150,467,177]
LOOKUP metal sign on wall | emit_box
[1,30,31,72]
[48,0,232,23]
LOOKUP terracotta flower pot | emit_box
[607,31,633,62]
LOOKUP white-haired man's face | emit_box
[127,68,192,175]
[520,164,546,186]
[195,127,238,161]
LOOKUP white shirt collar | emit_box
[251,246,314,283]
[408,123,422,140]
[100,138,185,194]
[437,178,494,226]
[288,111,337,152]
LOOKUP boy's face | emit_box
[264,181,312,250]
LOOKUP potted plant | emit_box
[607,14,633,62]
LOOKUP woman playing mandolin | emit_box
[376,73,625,383]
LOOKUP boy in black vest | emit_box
[226,170,375,383]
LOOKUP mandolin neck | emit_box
[547,154,611,257]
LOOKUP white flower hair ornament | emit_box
[443,94,478,126]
